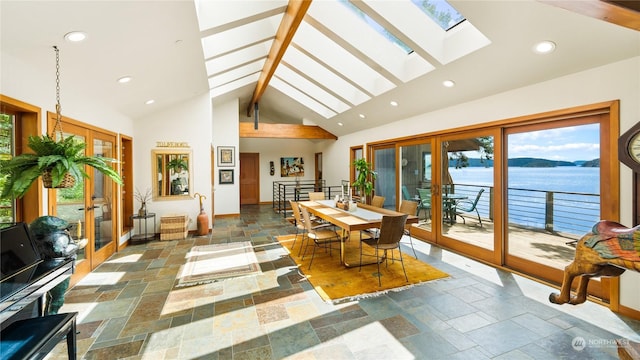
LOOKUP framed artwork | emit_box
[280,157,304,177]
[217,146,235,167]
[219,169,234,184]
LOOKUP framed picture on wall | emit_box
[217,146,235,167]
[219,169,234,184]
[280,157,304,177]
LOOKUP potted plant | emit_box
[167,157,188,172]
[0,134,122,199]
[352,158,377,202]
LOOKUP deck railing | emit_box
[453,183,600,237]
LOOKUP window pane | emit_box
[0,113,15,223]
[506,124,600,269]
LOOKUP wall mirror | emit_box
[152,149,193,199]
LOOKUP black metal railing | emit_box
[453,183,600,236]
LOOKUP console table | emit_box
[130,213,156,244]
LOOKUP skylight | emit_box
[338,0,413,54]
[411,0,465,31]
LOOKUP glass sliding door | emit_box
[504,120,608,301]
[438,132,498,263]
[372,145,395,209]
[400,141,433,235]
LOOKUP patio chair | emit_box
[359,214,409,286]
[398,201,419,258]
[299,206,341,269]
[402,185,412,200]
[416,188,431,220]
[455,188,485,227]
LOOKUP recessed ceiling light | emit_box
[117,76,132,84]
[443,80,455,88]
[533,40,556,54]
[338,122,343,126]
[145,99,155,105]
[359,114,366,119]
[64,31,87,42]
[390,101,398,107]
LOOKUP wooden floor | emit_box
[412,215,579,271]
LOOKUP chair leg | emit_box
[476,209,482,227]
[308,240,318,269]
[405,231,417,258]
[359,240,363,272]
[376,247,382,287]
[398,247,408,282]
[291,228,299,250]
[301,236,312,260]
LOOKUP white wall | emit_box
[318,56,640,312]
[239,137,327,202]
[134,93,211,232]
[212,98,239,215]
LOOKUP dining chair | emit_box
[371,195,385,208]
[308,192,325,201]
[289,200,320,255]
[299,206,341,269]
[359,214,409,286]
[398,201,419,258]
[416,188,431,221]
[455,188,485,227]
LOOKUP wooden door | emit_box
[240,153,259,204]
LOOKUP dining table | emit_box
[297,199,418,267]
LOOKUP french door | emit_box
[47,114,118,284]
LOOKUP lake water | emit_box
[447,166,600,235]
[449,166,600,194]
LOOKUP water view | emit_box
[450,166,600,236]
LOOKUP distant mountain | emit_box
[581,159,600,167]
[450,157,600,168]
[508,157,575,167]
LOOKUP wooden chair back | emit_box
[308,192,325,201]
[371,195,385,208]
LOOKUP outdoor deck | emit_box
[412,216,580,271]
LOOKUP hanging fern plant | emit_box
[0,134,122,199]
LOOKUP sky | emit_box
[507,123,600,162]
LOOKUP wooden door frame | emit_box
[46,112,119,285]
[0,95,43,222]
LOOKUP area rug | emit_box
[277,233,449,303]
[176,241,260,287]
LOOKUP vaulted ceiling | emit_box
[1,1,639,138]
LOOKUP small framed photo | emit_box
[217,146,235,167]
[219,169,234,184]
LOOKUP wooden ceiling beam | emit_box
[240,123,337,140]
[246,0,311,117]
[539,0,640,31]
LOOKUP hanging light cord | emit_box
[52,45,64,139]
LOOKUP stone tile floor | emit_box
[48,204,640,359]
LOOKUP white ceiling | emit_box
[1,1,639,138]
